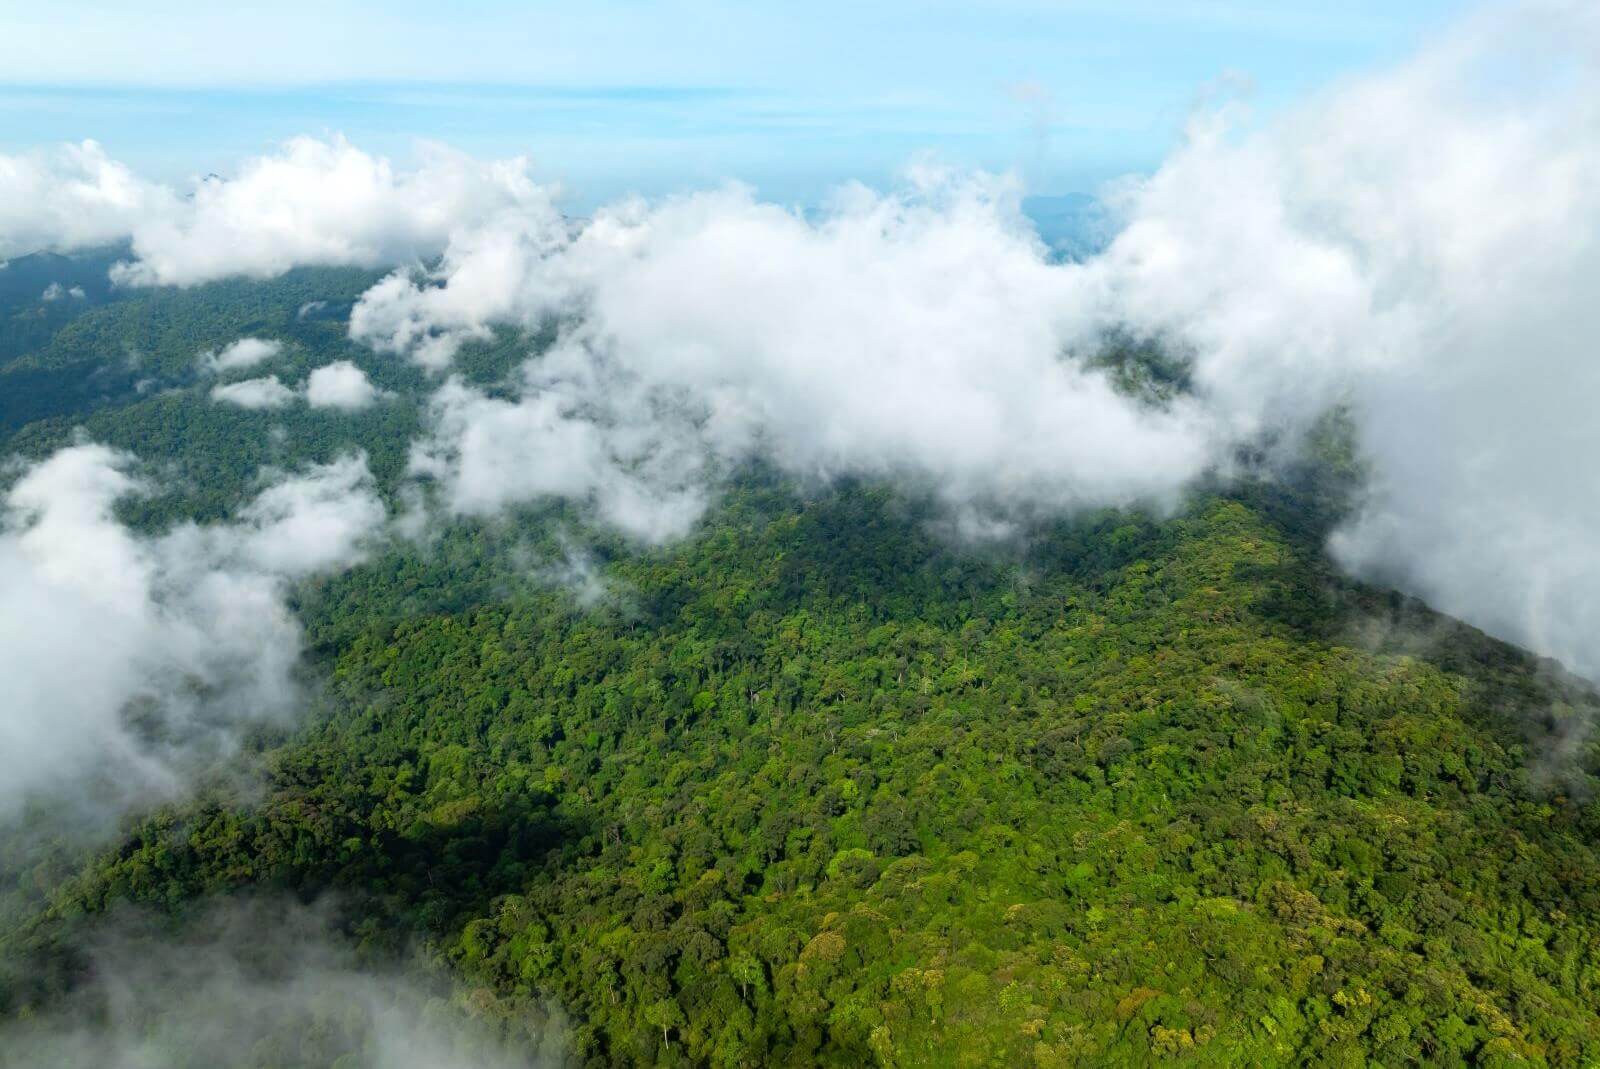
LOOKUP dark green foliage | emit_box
[0,263,387,438]
[8,477,1600,1067]
[1082,327,1194,406]
[0,247,126,361]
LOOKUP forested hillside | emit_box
[3,273,1600,1067]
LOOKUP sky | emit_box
[0,0,1473,205]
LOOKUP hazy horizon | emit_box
[0,1,1471,204]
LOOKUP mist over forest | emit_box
[3,2,1600,1065]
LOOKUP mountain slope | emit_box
[6,475,1599,1067]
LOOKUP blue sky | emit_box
[0,0,1476,205]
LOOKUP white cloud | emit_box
[4,1,1600,683]
[538,537,619,609]
[374,1,1600,681]
[348,204,574,370]
[210,375,296,409]
[409,374,711,543]
[200,336,282,373]
[40,282,86,301]
[205,357,385,413]
[0,445,385,820]
[1074,0,1600,677]
[306,360,382,410]
[220,453,387,575]
[0,137,559,290]
[113,136,559,288]
[387,173,1215,539]
[0,140,172,260]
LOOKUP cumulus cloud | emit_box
[3,3,1600,681]
[209,361,386,412]
[384,174,1215,539]
[0,898,564,1069]
[1075,0,1600,678]
[408,373,710,543]
[210,375,296,409]
[200,336,282,373]
[306,359,383,409]
[348,199,573,371]
[223,455,388,573]
[0,445,385,821]
[358,1,1600,680]
[0,140,172,260]
[113,136,558,288]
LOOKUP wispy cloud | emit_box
[0,897,566,1069]
[0,446,385,823]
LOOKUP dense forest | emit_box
[3,262,1600,1067]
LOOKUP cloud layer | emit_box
[41,282,86,302]
[0,141,171,260]
[1084,1,1600,678]
[366,1,1600,678]
[210,362,385,411]
[2,1,1599,683]
[372,171,1224,545]
[0,136,557,288]
[0,446,385,821]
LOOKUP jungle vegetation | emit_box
[2,269,1599,1067]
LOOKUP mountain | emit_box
[2,271,1599,1068]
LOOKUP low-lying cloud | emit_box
[116,137,559,288]
[377,1,1600,679]
[1084,0,1600,679]
[211,362,385,412]
[211,375,296,409]
[41,282,86,302]
[2,1,1599,682]
[0,445,386,822]
[200,336,283,374]
[0,136,556,288]
[384,173,1216,543]
[306,359,384,410]
[0,898,564,1069]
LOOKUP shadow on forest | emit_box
[324,787,587,944]
[1,787,587,1016]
